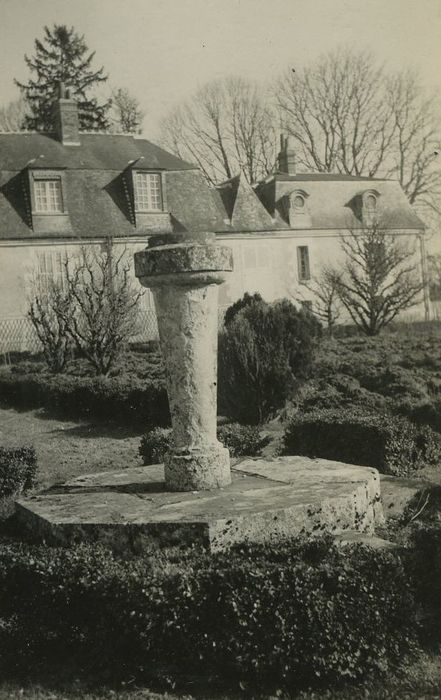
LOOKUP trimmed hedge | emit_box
[139,423,269,465]
[0,370,169,427]
[0,538,417,690]
[0,446,37,497]
[408,525,441,650]
[281,408,441,476]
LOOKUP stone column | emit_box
[134,232,233,491]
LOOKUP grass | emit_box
[0,406,143,490]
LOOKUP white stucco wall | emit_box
[0,228,429,351]
[216,230,428,321]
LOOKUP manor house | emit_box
[0,93,429,351]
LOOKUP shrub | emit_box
[218,297,321,424]
[0,446,37,497]
[407,526,441,650]
[223,291,263,327]
[28,287,72,375]
[139,427,172,464]
[9,360,46,375]
[58,247,144,376]
[281,407,441,476]
[217,422,270,456]
[394,397,441,434]
[358,366,430,403]
[0,538,418,689]
[139,423,269,464]
[414,426,441,466]
[295,374,387,413]
[0,370,169,428]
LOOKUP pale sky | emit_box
[0,0,440,138]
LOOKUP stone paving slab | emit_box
[16,457,384,552]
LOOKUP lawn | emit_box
[0,406,142,489]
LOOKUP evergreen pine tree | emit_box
[15,24,110,132]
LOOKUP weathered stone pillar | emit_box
[134,232,233,491]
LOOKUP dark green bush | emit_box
[217,422,270,456]
[139,427,172,464]
[313,335,441,433]
[0,446,37,496]
[0,538,418,689]
[394,397,441,433]
[407,525,441,650]
[218,297,321,424]
[281,408,441,476]
[296,374,387,413]
[139,423,269,464]
[0,370,169,428]
[223,291,264,327]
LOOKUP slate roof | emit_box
[0,133,194,171]
[217,173,276,231]
[0,131,230,240]
[0,129,425,240]
[246,173,426,231]
[272,172,387,182]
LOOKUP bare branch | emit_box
[160,76,276,185]
[59,244,143,375]
[276,47,440,208]
[334,224,425,334]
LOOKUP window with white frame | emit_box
[34,179,63,213]
[37,251,66,293]
[134,172,163,211]
[297,246,310,282]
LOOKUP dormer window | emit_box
[122,165,170,232]
[292,194,305,210]
[365,193,377,212]
[285,189,310,228]
[25,169,72,234]
[134,172,163,211]
[361,189,380,225]
[34,179,63,213]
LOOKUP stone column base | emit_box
[164,444,231,491]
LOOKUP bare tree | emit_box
[28,278,72,373]
[276,47,440,207]
[334,224,425,335]
[110,87,144,133]
[60,245,144,375]
[160,76,276,185]
[386,70,441,207]
[0,96,28,132]
[302,266,342,334]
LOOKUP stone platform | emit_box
[16,457,384,552]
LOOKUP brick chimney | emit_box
[53,82,80,146]
[278,134,296,175]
